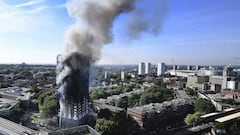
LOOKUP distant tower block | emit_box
[223,65,234,77]
[57,53,90,128]
[121,71,125,81]
[104,71,109,79]
[138,62,145,75]
[145,63,152,75]
[187,65,192,71]
[157,63,165,76]
[196,65,200,71]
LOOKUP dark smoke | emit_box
[57,1,169,127]
[61,53,90,103]
[62,0,169,64]
[63,0,136,64]
[57,0,169,103]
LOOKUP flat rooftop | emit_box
[0,117,38,135]
[215,112,240,123]
[97,104,124,113]
[0,87,31,100]
[210,76,223,79]
[175,90,191,99]
[0,97,18,112]
[129,98,192,114]
[200,112,219,118]
[223,108,236,112]
[49,125,100,135]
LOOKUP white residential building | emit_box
[157,63,165,76]
[145,63,152,75]
[138,62,145,75]
[104,71,109,79]
[121,71,125,81]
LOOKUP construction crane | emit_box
[172,58,177,76]
[172,58,177,88]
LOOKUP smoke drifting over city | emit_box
[126,0,169,39]
[56,0,169,121]
[63,0,169,64]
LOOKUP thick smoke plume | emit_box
[57,0,169,104]
[62,0,169,64]
[63,0,135,64]
[56,1,168,125]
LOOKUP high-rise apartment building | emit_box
[138,62,145,75]
[157,63,165,76]
[145,63,152,75]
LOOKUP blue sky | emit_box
[0,0,240,65]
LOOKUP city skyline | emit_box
[0,0,240,65]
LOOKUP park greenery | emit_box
[184,98,215,125]
[95,118,119,135]
[90,86,133,100]
[90,78,167,101]
[214,122,238,135]
[95,109,129,135]
[96,86,173,108]
[184,111,205,125]
[0,82,10,88]
[139,86,173,105]
[38,90,57,118]
[194,98,215,113]
[93,84,175,135]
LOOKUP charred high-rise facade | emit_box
[56,53,90,128]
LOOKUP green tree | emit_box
[98,108,112,119]
[39,99,57,118]
[109,99,116,106]
[139,86,173,105]
[90,90,108,100]
[194,98,215,113]
[38,90,57,118]
[140,93,156,105]
[0,82,10,88]
[184,111,205,125]
[185,88,197,96]
[128,93,140,107]
[95,118,118,135]
[153,79,165,87]
[123,86,133,93]
[115,97,128,108]
[32,85,41,94]
[107,87,122,95]
[214,122,237,135]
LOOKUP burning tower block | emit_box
[57,53,90,128]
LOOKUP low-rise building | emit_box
[46,125,100,135]
[198,92,236,111]
[127,98,193,128]
[209,76,223,91]
[221,89,240,100]
[0,97,19,116]
[186,75,209,91]
[93,89,144,105]
[0,87,32,116]
[0,116,38,135]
